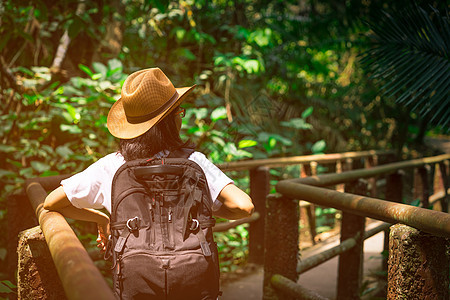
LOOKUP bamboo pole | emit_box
[276,181,450,237]
[270,274,329,300]
[25,181,115,300]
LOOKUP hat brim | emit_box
[107,85,196,139]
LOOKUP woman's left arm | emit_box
[44,186,110,251]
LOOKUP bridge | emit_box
[8,149,450,299]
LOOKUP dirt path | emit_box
[220,227,385,299]
[220,136,449,299]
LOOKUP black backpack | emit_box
[107,148,220,299]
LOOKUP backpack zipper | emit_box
[168,206,175,248]
[112,187,147,220]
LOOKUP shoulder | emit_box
[97,152,125,167]
[82,152,125,176]
[188,151,213,167]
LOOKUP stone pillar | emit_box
[17,226,66,299]
[263,194,299,300]
[387,224,449,300]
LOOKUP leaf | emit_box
[0,170,16,179]
[238,140,258,148]
[178,48,196,61]
[271,134,292,146]
[193,108,208,120]
[281,118,312,130]
[211,107,227,121]
[92,73,103,81]
[0,145,16,153]
[173,27,186,40]
[410,199,421,207]
[79,64,94,77]
[93,62,107,79]
[107,59,123,77]
[41,170,60,177]
[301,106,314,118]
[17,66,34,76]
[214,55,231,67]
[243,59,261,74]
[56,145,74,158]
[311,140,326,153]
[30,161,50,173]
[0,281,15,294]
[151,0,169,12]
[60,124,82,134]
[65,104,80,122]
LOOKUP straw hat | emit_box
[107,68,195,139]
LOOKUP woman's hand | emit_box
[97,221,110,252]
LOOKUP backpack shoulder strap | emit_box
[167,147,195,159]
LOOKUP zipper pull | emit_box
[168,207,173,222]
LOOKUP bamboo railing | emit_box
[264,154,450,299]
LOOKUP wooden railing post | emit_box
[249,166,270,264]
[365,155,379,197]
[336,179,367,300]
[388,224,449,299]
[438,161,449,212]
[417,165,431,208]
[335,160,344,192]
[383,170,404,272]
[263,194,299,300]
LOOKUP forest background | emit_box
[0,0,448,294]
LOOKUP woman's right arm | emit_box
[213,183,254,220]
[44,186,110,251]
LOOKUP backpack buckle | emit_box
[126,217,140,231]
[190,218,199,231]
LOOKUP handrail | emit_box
[213,212,260,232]
[283,153,450,187]
[276,181,450,237]
[271,274,329,300]
[296,221,390,274]
[25,180,115,300]
[276,154,450,237]
[265,153,450,299]
[218,150,394,171]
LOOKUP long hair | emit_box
[118,110,192,161]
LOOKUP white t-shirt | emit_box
[61,151,233,214]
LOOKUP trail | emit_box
[220,227,385,299]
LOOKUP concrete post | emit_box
[387,224,449,300]
[17,226,66,299]
[7,193,38,281]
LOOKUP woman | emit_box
[44,67,254,262]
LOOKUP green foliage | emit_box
[2,0,441,284]
[1,61,126,198]
[361,3,449,129]
[214,224,249,272]
[0,280,16,296]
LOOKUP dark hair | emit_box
[118,110,192,161]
